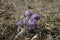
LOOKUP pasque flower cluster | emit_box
[17,10,41,32]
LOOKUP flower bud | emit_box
[24,10,33,17]
[17,21,23,26]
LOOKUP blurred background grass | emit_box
[0,0,60,40]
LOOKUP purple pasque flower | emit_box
[24,10,33,17]
[22,19,27,26]
[31,14,40,21]
[28,18,37,29]
[28,19,37,26]
[28,18,42,31]
[17,20,23,26]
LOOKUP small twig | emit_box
[24,0,30,10]
[31,34,38,40]
[55,35,60,39]
[2,23,9,35]
[14,28,26,40]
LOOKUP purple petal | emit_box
[31,14,40,20]
[28,19,37,30]
[28,19,37,25]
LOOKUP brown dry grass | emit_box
[0,0,60,40]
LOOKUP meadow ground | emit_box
[0,0,60,40]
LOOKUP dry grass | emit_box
[0,0,60,40]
